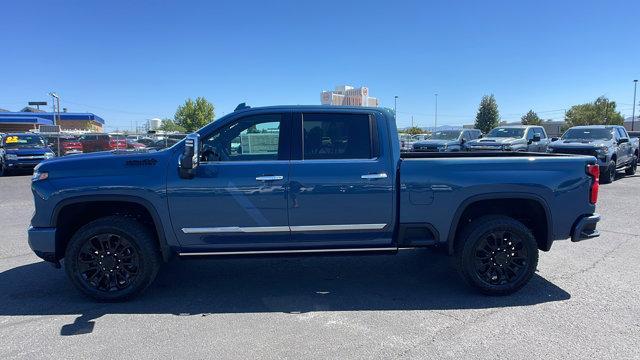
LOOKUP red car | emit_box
[60,137,83,155]
[43,135,84,156]
[79,134,127,153]
[126,139,147,150]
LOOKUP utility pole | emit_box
[411,116,414,128]
[434,93,438,131]
[394,96,398,119]
[48,92,61,156]
[633,80,638,131]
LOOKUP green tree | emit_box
[404,126,423,135]
[158,118,186,133]
[174,97,215,132]
[521,110,542,125]
[565,96,624,127]
[474,95,500,133]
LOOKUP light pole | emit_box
[48,92,61,156]
[434,93,438,131]
[394,96,398,120]
[633,80,638,131]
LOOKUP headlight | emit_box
[44,152,55,159]
[546,147,554,153]
[32,170,48,181]
[5,154,18,160]
[596,146,608,154]
[438,145,448,151]
[502,144,512,151]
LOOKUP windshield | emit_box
[430,131,461,140]
[2,135,46,148]
[562,128,613,140]
[487,128,525,138]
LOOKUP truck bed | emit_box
[401,151,574,159]
[398,152,597,250]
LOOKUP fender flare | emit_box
[52,195,171,261]
[447,192,553,254]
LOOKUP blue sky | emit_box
[1,0,639,131]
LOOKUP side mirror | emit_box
[478,134,483,138]
[618,138,629,144]
[179,133,200,179]
[460,138,466,144]
[551,137,559,142]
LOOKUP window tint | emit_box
[303,113,372,160]
[616,127,627,139]
[534,127,546,139]
[201,114,282,162]
[526,128,535,140]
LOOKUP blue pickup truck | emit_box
[0,133,55,176]
[28,105,601,301]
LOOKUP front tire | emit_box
[455,215,539,295]
[64,216,161,301]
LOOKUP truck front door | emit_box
[287,111,395,249]
[167,112,292,250]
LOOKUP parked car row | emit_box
[0,132,188,176]
[406,125,638,183]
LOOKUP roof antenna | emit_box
[234,103,250,111]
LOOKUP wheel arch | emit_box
[447,193,553,255]
[52,195,170,261]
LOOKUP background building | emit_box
[0,109,105,133]
[321,85,379,107]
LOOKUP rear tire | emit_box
[64,216,161,301]
[625,156,637,176]
[600,160,616,184]
[454,215,539,295]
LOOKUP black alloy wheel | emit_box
[77,233,140,292]
[65,216,161,301]
[473,229,528,286]
[455,215,538,295]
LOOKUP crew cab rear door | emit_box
[287,110,395,248]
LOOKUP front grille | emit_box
[17,155,45,160]
[550,148,597,157]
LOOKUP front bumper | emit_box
[6,160,41,169]
[28,226,57,262]
[571,214,601,242]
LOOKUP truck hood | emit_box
[35,149,170,180]
[4,147,53,156]
[549,139,610,149]
[468,137,523,146]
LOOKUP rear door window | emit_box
[302,113,373,160]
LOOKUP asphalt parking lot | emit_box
[1,174,639,359]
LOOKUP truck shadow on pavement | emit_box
[0,249,570,336]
